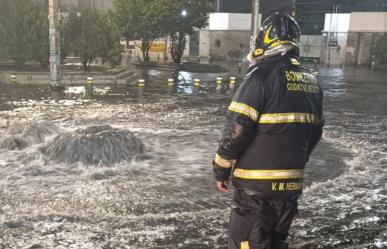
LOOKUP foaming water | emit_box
[0,122,59,150]
[42,125,144,166]
[291,68,387,249]
[0,67,386,248]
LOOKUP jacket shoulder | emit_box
[246,64,272,81]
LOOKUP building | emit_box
[320,13,351,66]
[199,13,253,61]
[59,0,114,12]
[129,13,254,63]
[214,0,295,15]
[345,12,387,66]
[321,12,387,66]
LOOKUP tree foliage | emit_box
[113,0,140,46]
[113,0,165,62]
[33,8,50,68]
[103,11,124,67]
[0,0,49,68]
[0,1,121,71]
[153,0,212,63]
[113,0,212,63]
[60,12,81,63]
[61,10,122,71]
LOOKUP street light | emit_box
[181,9,187,17]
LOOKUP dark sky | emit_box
[218,0,387,14]
[219,0,294,15]
[216,0,387,35]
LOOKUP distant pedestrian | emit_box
[213,13,324,249]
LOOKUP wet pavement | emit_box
[0,66,386,248]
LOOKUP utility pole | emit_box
[250,0,260,51]
[48,0,62,87]
[292,0,296,16]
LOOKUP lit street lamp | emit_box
[181,9,187,17]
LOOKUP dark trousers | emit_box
[228,188,298,249]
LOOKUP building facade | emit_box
[59,0,114,12]
[199,13,252,61]
[321,12,387,66]
[345,12,387,66]
[129,13,253,63]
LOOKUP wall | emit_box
[228,13,252,30]
[300,35,322,59]
[91,0,114,12]
[130,37,190,63]
[207,30,250,61]
[345,32,381,66]
[319,12,387,66]
[349,12,387,32]
[345,12,387,66]
[209,13,230,30]
[122,13,253,63]
[204,13,252,61]
[320,32,349,66]
[199,30,211,59]
[60,0,114,12]
[320,13,351,66]
[324,13,351,33]
[208,13,251,31]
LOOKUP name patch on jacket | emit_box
[285,70,319,93]
[272,181,303,191]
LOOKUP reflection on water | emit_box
[0,67,386,248]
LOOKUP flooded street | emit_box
[0,67,386,249]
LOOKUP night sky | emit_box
[217,0,387,35]
[219,0,387,14]
[219,0,294,15]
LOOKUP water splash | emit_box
[42,125,145,166]
[0,122,59,150]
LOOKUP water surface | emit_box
[0,67,386,248]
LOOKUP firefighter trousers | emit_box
[228,188,298,249]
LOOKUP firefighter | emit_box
[213,13,324,249]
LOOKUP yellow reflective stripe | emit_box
[214,154,236,169]
[234,169,304,180]
[259,113,318,124]
[291,58,300,65]
[228,101,259,122]
[241,241,250,249]
[269,40,299,48]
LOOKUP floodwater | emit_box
[0,66,386,249]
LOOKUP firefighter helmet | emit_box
[249,13,301,60]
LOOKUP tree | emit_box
[113,0,139,49]
[101,12,123,67]
[32,7,50,68]
[113,0,211,63]
[61,10,122,71]
[0,0,48,68]
[60,12,82,62]
[78,9,106,71]
[156,0,212,63]
[371,33,387,64]
[113,0,165,62]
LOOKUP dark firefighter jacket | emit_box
[214,54,324,200]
